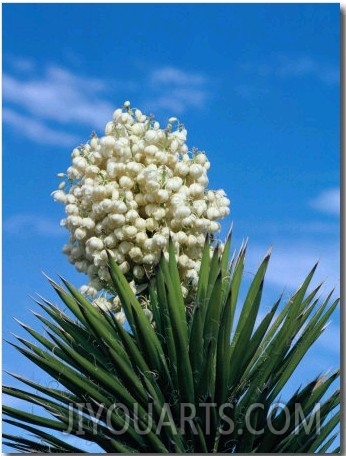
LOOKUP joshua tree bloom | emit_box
[4,101,339,455]
[53,102,230,307]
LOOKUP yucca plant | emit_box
[3,233,340,453]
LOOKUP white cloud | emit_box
[149,88,208,114]
[236,219,339,237]
[2,60,117,147]
[146,66,209,114]
[3,214,65,237]
[170,87,207,106]
[277,56,317,77]
[150,66,206,85]
[3,59,211,144]
[277,56,339,85]
[244,241,340,357]
[245,242,340,293]
[7,56,36,72]
[239,55,339,86]
[3,67,114,127]
[3,108,78,146]
[310,188,340,216]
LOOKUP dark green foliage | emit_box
[3,234,339,452]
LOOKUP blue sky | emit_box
[2,3,340,451]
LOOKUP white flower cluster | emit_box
[53,101,230,307]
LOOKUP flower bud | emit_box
[189,183,204,198]
[119,261,130,274]
[129,247,143,262]
[123,225,137,239]
[143,308,153,322]
[134,218,146,231]
[174,162,189,177]
[87,237,104,251]
[152,208,166,221]
[189,163,204,178]
[166,177,183,192]
[145,130,159,143]
[153,234,167,249]
[53,190,67,203]
[104,234,117,248]
[119,176,134,189]
[133,265,145,279]
[115,311,126,325]
[175,206,191,219]
[155,189,169,203]
[207,207,220,220]
[93,297,113,312]
[109,213,125,227]
[105,121,114,135]
[146,218,158,232]
[119,241,133,255]
[75,227,87,240]
[100,136,116,149]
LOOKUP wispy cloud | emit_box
[238,239,340,360]
[236,219,339,238]
[238,55,339,92]
[3,214,65,237]
[276,55,339,85]
[149,88,208,114]
[3,108,78,146]
[309,188,340,216]
[3,66,114,127]
[7,56,36,72]
[245,241,340,293]
[2,60,117,146]
[242,239,340,361]
[146,66,209,114]
[150,66,206,86]
[3,58,211,145]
